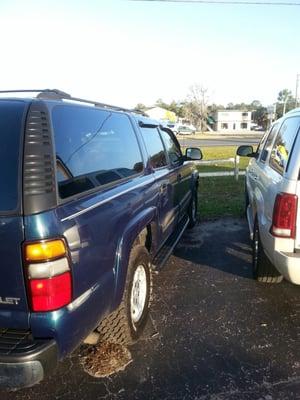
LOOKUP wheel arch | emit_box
[111,206,158,311]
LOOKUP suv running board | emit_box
[152,216,189,271]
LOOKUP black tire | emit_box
[252,220,283,283]
[188,190,198,228]
[97,245,152,345]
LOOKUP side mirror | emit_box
[236,145,255,157]
[185,147,203,161]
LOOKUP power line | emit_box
[130,0,300,6]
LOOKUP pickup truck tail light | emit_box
[24,239,72,312]
[271,193,298,239]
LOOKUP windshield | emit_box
[0,100,25,213]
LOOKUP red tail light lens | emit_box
[271,193,298,238]
[29,272,72,312]
[24,239,72,312]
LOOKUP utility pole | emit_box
[295,73,300,108]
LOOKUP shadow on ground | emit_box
[175,218,253,279]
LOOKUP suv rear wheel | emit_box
[97,245,152,345]
[252,220,283,283]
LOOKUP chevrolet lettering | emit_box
[0,297,20,305]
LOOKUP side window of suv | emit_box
[140,127,167,169]
[159,128,182,165]
[269,116,300,175]
[52,106,143,199]
[259,123,279,163]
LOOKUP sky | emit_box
[0,0,299,108]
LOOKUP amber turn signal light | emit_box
[25,239,67,262]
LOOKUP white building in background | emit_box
[213,110,252,131]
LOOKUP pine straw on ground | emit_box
[80,342,132,378]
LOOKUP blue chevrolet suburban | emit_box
[0,89,201,389]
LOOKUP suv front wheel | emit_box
[97,245,152,345]
[252,220,283,283]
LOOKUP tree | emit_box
[155,98,169,110]
[134,103,147,112]
[184,84,209,132]
[165,110,176,123]
[252,106,268,129]
[250,100,262,109]
[226,102,252,111]
[276,89,295,118]
[208,103,225,113]
[154,99,186,119]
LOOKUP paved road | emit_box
[178,136,261,147]
[1,218,299,399]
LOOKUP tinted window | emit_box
[160,128,182,164]
[260,123,279,162]
[255,129,269,156]
[140,127,167,169]
[0,101,25,212]
[52,106,143,199]
[269,117,300,175]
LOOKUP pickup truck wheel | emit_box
[97,245,152,345]
[188,191,198,228]
[252,221,283,283]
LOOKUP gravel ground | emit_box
[1,218,299,400]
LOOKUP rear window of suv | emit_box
[52,105,144,199]
[0,100,26,213]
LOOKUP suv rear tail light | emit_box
[271,193,298,238]
[29,272,71,312]
[24,239,72,312]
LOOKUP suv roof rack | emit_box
[0,89,148,116]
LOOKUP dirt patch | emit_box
[81,342,132,378]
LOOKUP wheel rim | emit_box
[130,265,147,325]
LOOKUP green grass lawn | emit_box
[198,176,245,219]
[190,146,249,219]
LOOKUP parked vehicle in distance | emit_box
[251,125,265,132]
[176,124,197,135]
[237,108,300,285]
[0,89,202,389]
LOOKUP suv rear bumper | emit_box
[0,329,58,389]
[274,250,300,284]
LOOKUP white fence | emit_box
[197,155,244,180]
